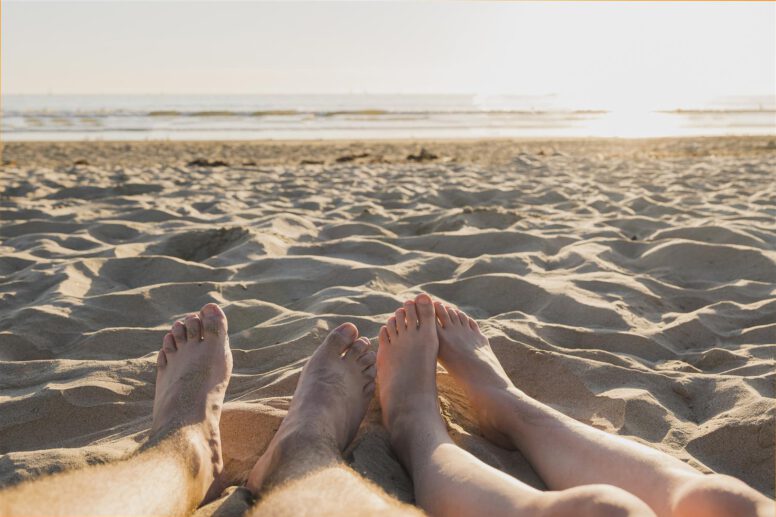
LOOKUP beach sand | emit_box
[1,137,774,512]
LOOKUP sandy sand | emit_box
[1,137,774,510]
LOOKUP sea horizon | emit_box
[3,93,775,141]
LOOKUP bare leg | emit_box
[378,294,654,517]
[0,303,232,517]
[245,323,418,516]
[434,302,774,517]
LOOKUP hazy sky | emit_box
[3,1,774,109]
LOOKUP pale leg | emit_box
[434,301,774,517]
[378,294,654,517]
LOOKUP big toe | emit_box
[200,303,228,340]
[414,293,435,327]
[323,322,359,353]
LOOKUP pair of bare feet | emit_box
[150,293,508,504]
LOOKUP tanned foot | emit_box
[377,293,448,471]
[151,303,233,491]
[434,303,516,448]
[246,323,376,493]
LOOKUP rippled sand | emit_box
[1,138,774,507]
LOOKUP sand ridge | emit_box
[0,138,774,507]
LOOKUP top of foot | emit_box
[246,322,376,492]
[377,294,445,452]
[152,302,233,488]
[434,303,516,446]
[434,302,513,395]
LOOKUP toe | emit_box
[363,364,376,379]
[347,337,370,359]
[162,332,177,353]
[469,317,479,331]
[324,322,359,353]
[363,379,375,395]
[200,303,228,338]
[184,314,203,342]
[358,350,376,368]
[456,310,468,326]
[394,308,407,333]
[404,300,419,329]
[171,321,187,347]
[434,301,450,327]
[157,349,167,368]
[446,305,460,325]
[386,316,398,339]
[379,325,390,345]
[414,293,435,327]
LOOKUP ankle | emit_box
[386,402,450,469]
[463,385,533,446]
[144,426,217,497]
[250,425,343,492]
[383,390,440,426]
[275,424,342,462]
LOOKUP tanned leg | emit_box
[434,302,774,517]
[378,294,654,517]
[245,323,420,517]
[0,303,232,517]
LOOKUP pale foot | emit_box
[151,303,233,491]
[246,323,376,492]
[434,303,515,448]
[377,293,448,471]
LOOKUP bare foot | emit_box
[434,303,515,448]
[377,293,448,470]
[246,323,376,492]
[151,303,233,490]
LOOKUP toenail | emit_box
[417,294,431,305]
[336,323,357,339]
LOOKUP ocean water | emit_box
[2,94,774,141]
